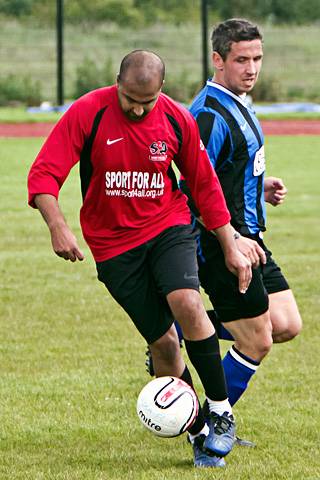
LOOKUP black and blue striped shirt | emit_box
[190,80,266,235]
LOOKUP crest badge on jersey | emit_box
[253,145,265,176]
[149,140,168,161]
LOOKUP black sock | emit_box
[180,366,206,435]
[184,333,227,401]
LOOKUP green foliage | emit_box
[2,0,320,24]
[251,74,282,102]
[0,0,33,16]
[133,0,199,25]
[0,73,42,106]
[209,0,320,23]
[22,0,198,26]
[62,0,142,26]
[73,56,115,99]
[0,20,319,103]
[162,69,203,104]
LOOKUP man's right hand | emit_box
[50,222,84,262]
[235,235,266,268]
[224,249,252,294]
[34,193,84,262]
[213,223,252,294]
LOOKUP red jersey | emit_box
[28,85,230,261]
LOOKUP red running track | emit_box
[0,120,320,137]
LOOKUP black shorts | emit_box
[96,225,200,344]
[198,229,290,322]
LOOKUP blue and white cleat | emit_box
[203,411,236,457]
[192,434,226,468]
[235,436,256,448]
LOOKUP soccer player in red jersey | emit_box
[28,50,252,467]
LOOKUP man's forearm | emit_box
[212,223,238,254]
[34,194,67,230]
[34,193,84,262]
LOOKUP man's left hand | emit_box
[264,176,287,206]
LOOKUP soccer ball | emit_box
[136,376,198,437]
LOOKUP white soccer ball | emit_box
[136,376,198,437]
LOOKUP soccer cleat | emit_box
[235,436,256,448]
[145,347,155,376]
[191,434,226,468]
[203,411,236,457]
[202,399,255,448]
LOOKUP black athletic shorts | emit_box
[96,225,200,344]
[198,228,290,323]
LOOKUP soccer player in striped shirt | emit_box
[185,18,302,432]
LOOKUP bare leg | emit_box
[166,289,215,340]
[268,289,302,343]
[222,311,273,362]
[148,323,185,377]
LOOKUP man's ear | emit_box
[116,73,120,84]
[212,51,224,71]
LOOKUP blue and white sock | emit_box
[223,345,260,406]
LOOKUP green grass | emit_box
[1,19,320,103]
[0,106,63,123]
[1,136,320,479]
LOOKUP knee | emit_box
[234,320,273,361]
[273,317,302,343]
[248,332,273,360]
[256,334,273,358]
[168,289,203,319]
[167,290,206,328]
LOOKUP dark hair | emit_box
[118,49,165,85]
[211,18,263,60]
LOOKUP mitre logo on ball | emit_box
[136,376,198,437]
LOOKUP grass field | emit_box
[1,19,320,102]
[1,136,320,479]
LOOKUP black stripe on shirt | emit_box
[196,111,215,147]
[204,96,250,234]
[165,113,182,152]
[234,100,262,146]
[234,99,264,228]
[165,112,183,191]
[80,105,108,200]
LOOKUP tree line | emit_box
[1,0,320,25]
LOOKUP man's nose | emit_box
[247,60,256,74]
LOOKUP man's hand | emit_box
[224,249,252,294]
[235,235,266,268]
[264,176,287,206]
[50,223,84,262]
[213,223,252,294]
[34,193,84,263]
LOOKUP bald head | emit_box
[118,50,165,89]
[117,50,165,121]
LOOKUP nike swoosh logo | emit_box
[184,272,198,280]
[240,122,247,132]
[106,137,124,145]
